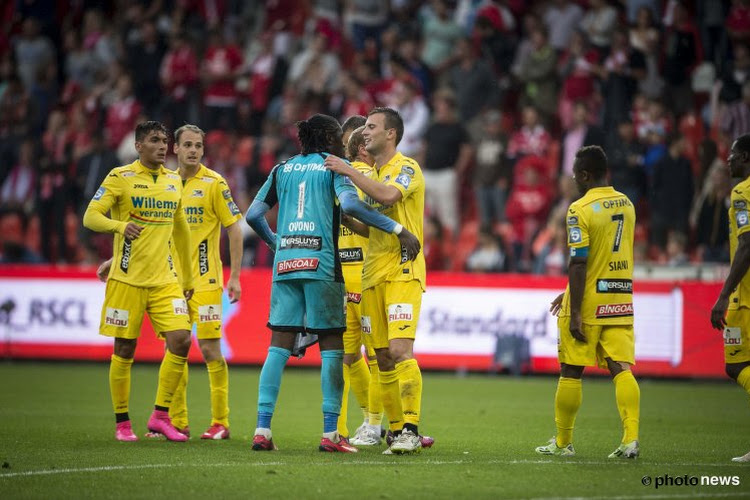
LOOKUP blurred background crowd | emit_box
[0,0,746,274]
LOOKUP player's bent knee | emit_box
[375,348,395,371]
[726,362,750,380]
[198,338,222,362]
[164,330,191,356]
[113,338,137,359]
[606,358,630,377]
[270,331,296,351]
[343,352,361,365]
[389,339,414,364]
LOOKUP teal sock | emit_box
[257,346,291,428]
[320,349,344,433]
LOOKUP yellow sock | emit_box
[109,354,133,415]
[555,377,582,447]
[337,363,351,437]
[207,358,229,427]
[613,370,640,443]
[737,366,750,395]
[368,359,383,427]
[349,357,370,421]
[396,359,422,429]
[169,362,189,429]
[379,368,404,431]
[155,350,188,408]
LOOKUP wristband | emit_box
[393,223,403,235]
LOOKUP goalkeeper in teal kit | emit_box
[245,114,420,452]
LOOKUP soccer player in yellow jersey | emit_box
[336,118,385,445]
[83,121,194,442]
[536,146,641,459]
[711,134,750,462]
[98,124,244,440]
[325,107,428,454]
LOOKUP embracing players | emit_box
[536,145,641,459]
[245,113,420,452]
[83,121,194,442]
[325,107,429,454]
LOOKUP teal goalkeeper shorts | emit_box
[267,279,346,334]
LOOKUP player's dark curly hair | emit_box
[368,107,404,146]
[735,134,750,155]
[297,114,345,157]
[135,121,169,142]
[575,145,608,180]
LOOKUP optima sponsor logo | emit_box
[277,258,319,274]
[131,197,178,210]
[596,279,633,294]
[105,308,129,327]
[595,303,634,318]
[199,240,209,275]
[279,235,322,250]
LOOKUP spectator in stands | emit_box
[579,0,618,56]
[74,132,118,216]
[635,19,666,100]
[421,88,473,236]
[105,75,142,151]
[287,32,341,97]
[722,81,750,143]
[160,32,199,130]
[543,0,584,52]
[397,35,433,99]
[423,215,446,271]
[719,42,750,104]
[0,208,43,264]
[466,229,506,273]
[629,6,660,53]
[0,74,34,140]
[474,14,516,79]
[727,0,750,43]
[650,133,695,250]
[449,37,499,137]
[507,105,551,163]
[532,216,567,276]
[420,0,463,74]
[602,28,646,134]
[346,0,389,52]
[663,1,703,116]
[394,77,430,158]
[201,29,243,130]
[517,26,558,119]
[126,21,166,113]
[697,0,729,67]
[561,101,605,177]
[63,29,98,91]
[693,159,730,263]
[14,17,54,90]
[558,29,601,129]
[511,12,542,78]
[608,119,646,206]
[624,0,661,25]
[474,110,509,229]
[665,231,690,266]
[0,139,36,213]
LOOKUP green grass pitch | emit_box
[1,362,750,499]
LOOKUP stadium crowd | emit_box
[0,0,746,273]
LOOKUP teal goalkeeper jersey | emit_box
[253,153,357,282]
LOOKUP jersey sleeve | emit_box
[733,188,750,237]
[213,177,242,227]
[82,170,127,234]
[333,171,358,199]
[385,163,422,200]
[254,166,279,207]
[566,204,590,257]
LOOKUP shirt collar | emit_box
[134,159,165,175]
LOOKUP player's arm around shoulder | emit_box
[325,155,402,206]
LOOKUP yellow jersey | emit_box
[85,159,189,288]
[361,152,426,291]
[170,164,242,292]
[729,177,750,310]
[561,186,635,325]
[339,160,375,294]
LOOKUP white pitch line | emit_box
[1,459,748,479]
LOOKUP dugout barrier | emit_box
[0,266,726,378]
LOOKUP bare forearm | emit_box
[721,243,750,299]
[227,221,243,278]
[568,260,587,316]
[347,168,400,206]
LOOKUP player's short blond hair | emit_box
[174,124,205,144]
[346,125,366,161]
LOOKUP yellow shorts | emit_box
[344,289,375,357]
[557,316,635,369]
[189,288,224,339]
[99,279,191,339]
[724,308,750,363]
[361,280,422,350]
